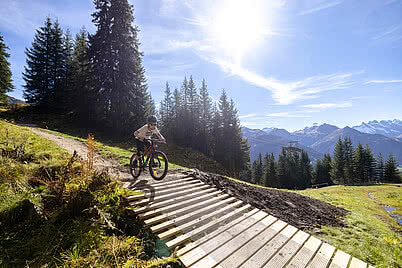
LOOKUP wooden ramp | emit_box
[128,174,373,268]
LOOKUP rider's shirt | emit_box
[134,124,164,140]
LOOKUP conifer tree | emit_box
[331,137,345,184]
[353,142,365,184]
[364,144,376,182]
[199,79,212,155]
[376,153,385,182]
[252,153,263,185]
[264,153,278,187]
[89,0,149,134]
[299,150,312,188]
[159,82,173,136]
[71,28,94,124]
[384,154,400,182]
[343,137,354,184]
[23,17,68,109]
[0,33,13,102]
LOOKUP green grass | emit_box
[0,120,182,267]
[297,185,402,268]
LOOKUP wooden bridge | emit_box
[127,173,374,268]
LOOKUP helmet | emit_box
[147,115,157,124]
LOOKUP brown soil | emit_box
[189,170,349,231]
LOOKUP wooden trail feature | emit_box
[127,173,373,268]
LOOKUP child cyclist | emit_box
[133,115,166,159]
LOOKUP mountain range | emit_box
[242,119,402,165]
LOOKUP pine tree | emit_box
[159,82,173,136]
[23,17,69,110]
[364,144,376,183]
[0,33,13,102]
[376,153,385,182]
[89,0,149,134]
[299,150,312,188]
[331,137,345,184]
[70,28,94,124]
[252,153,263,185]
[343,137,354,184]
[353,142,365,184]
[199,79,212,155]
[23,17,54,106]
[384,154,400,183]
[264,153,278,187]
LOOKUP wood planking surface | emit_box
[240,225,298,268]
[179,210,269,267]
[307,242,336,268]
[262,230,310,268]
[129,175,373,268]
[286,235,322,268]
[218,219,287,268]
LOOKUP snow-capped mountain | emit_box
[241,120,402,164]
[352,119,402,137]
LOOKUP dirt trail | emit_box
[25,126,348,231]
[25,126,146,184]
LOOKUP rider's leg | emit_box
[135,138,145,158]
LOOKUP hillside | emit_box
[0,119,401,267]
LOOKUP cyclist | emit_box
[133,115,166,159]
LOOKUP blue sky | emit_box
[1,0,402,131]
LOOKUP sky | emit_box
[1,0,402,132]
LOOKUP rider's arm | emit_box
[154,128,166,142]
[134,125,148,141]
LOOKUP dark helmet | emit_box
[147,115,157,124]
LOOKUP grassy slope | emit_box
[297,185,402,268]
[1,105,401,267]
[0,120,180,267]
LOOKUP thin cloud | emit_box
[372,24,401,40]
[298,0,343,16]
[211,59,360,105]
[302,102,352,109]
[365,79,402,84]
[266,112,311,118]
[239,113,259,119]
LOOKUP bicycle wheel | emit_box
[130,154,143,179]
[149,151,168,180]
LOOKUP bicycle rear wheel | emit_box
[130,154,143,179]
[149,151,168,180]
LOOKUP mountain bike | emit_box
[130,139,168,180]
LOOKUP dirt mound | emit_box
[190,170,349,231]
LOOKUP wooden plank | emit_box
[307,242,336,268]
[218,219,286,268]
[190,215,278,268]
[262,230,310,268]
[151,196,237,233]
[179,210,269,267]
[130,187,217,210]
[240,225,298,268]
[138,190,224,220]
[134,177,199,190]
[132,182,208,205]
[329,250,351,268]
[349,257,368,268]
[166,204,253,250]
[145,193,230,226]
[127,181,205,202]
[286,235,322,268]
[177,208,261,257]
[159,199,244,240]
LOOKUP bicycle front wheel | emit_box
[130,154,143,179]
[149,151,168,180]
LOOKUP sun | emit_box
[208,0,266,64]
